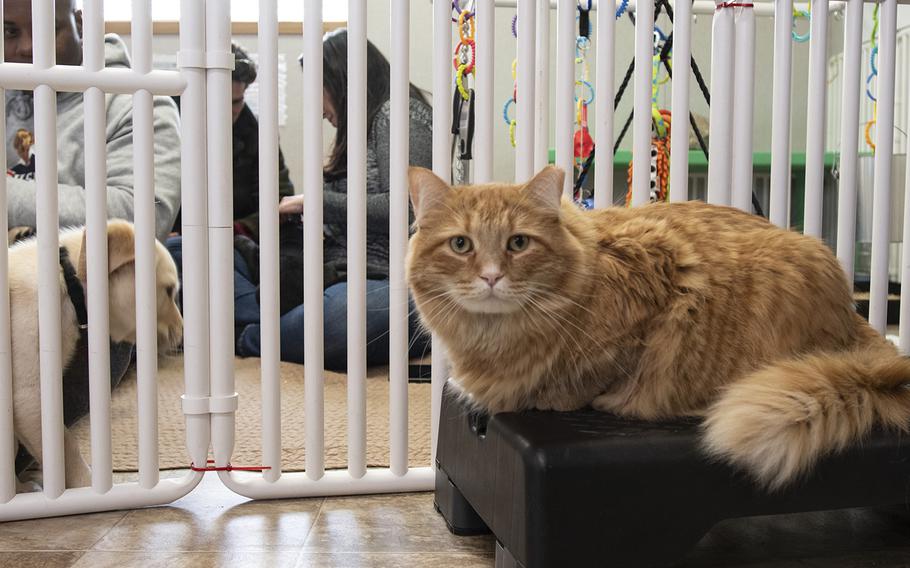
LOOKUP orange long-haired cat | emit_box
[406,165,910,490]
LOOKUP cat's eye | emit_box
[507,234,530,252]
[450,236,473,254]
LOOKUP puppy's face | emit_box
[154,240,183,351]
[79,221,183,351]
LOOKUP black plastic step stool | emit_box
[434,381,910,568]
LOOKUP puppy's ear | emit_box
[408,166,450,224]
[77,228,88,282]
[106,220,136,273]
[524,166,566,211]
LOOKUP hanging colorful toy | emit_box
[627,28,672,206]
[451,1,476,183]
[864,3,879,153]
[792,0,811,43]
[502,14,518,148]
[573,0,595,198]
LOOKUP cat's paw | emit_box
[591,393,621,413]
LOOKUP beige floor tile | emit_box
[303,492,494,554]
[295,552,495,568]
[91,474,323,552]
[71,550,302,568]
[0,551,85,568]
[0,510,127,551]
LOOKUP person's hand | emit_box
[278,194,304,215]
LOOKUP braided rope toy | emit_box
[626,110,672,206]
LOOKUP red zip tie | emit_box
[716,2,754,8]
[190,460,272,472]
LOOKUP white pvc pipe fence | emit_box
[1,0,909,522]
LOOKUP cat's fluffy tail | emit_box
[702,344,910,491]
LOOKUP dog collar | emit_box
[59,246,89,333]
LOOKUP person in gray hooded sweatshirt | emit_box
[3,0,182,473]
[4,0,181,240]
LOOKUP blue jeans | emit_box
[166,235,430,370]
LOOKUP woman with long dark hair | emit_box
[233,28,433,369]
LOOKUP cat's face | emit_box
[407,167,581,318]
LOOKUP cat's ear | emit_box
[408,166,450,223]
[525,166,565,210]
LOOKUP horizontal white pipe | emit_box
[493,0,846,16]
[0,64,185,95]
[769,0,793,227]
[555,0,574,197]
[219,467,435,500]
[835,0,863,285]
[630,0,653,205]
[303,0,325,480]
[259,0,282,482]
[0,472,202,522]
[869,0,898,333]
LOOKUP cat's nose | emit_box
[481,273,503,287]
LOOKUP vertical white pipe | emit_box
[668,0,691,203]
[836,0,863,286]
[706,3,734,206]
[868,0,897,333]
[347,0,367,479]
[731,7,755,213]
[534,0,550,173]
[802,0,829,237]
[556,0,575,196]
[206,0,235,469]
[389,0,410,478]
[430,0,453,467]
[259,0,282,482]
[516,0,536,182]
[82,0,113,496]
[179,0,210,477]
[475,0,495,183]
[33,0,65,499]
[131,0,159,490]
[594,0,615,208]
[303,0,325,479]
[0,0,12,504]
[900,32,910,353]
[631,0,654,205]
[769,0,793,227]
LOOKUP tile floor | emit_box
[3,472,910,567]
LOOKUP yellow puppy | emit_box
[9,220,182,490]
